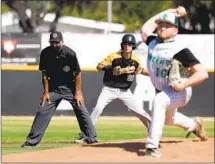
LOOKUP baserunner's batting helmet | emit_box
[121,34,136,50]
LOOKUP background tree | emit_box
[2,0,92,33]
[49,0,93,32]
[2,0,48,33]
[173,0,214,34]
[2,0,214,34]
[60,1,173,32]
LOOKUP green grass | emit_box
[2,116,214,155]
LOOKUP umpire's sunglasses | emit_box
[49,41,60,44]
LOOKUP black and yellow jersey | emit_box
[100,52,142,89]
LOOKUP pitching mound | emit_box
[2,138,214,162]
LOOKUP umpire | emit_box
[21,31,97,148]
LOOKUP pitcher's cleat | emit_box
[186,117,208,141]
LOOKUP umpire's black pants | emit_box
[25,86,97,145]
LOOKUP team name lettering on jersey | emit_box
[100,52,142,89]
[148,54,171,68]
[147,38,181,91]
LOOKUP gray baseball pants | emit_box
[25,86,97,145]
[91,86,151,130]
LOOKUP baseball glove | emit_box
[168,59,193,87]
[113,66,135,76]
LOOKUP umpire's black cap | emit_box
[49,31,63,42]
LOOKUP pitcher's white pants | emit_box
[146,87,197,149]
[133,74,155,111]
[90,86,151,130]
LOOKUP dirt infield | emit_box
[2,138,214,162]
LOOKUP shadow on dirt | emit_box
[85,141,146,156]
[83,140,183,156]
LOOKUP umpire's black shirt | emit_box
[39,45,81,91]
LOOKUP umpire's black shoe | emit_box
[86,140,98,144]
[21,142,36,148]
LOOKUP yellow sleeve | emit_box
[100,53,115,66]
[133,56,142,73]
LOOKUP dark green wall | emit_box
[1,71,214,117]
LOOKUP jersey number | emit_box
[127,74,135,81]
[156,68,168,78]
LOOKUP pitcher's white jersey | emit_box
[145,35,204,150]
[147,36,186,91]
